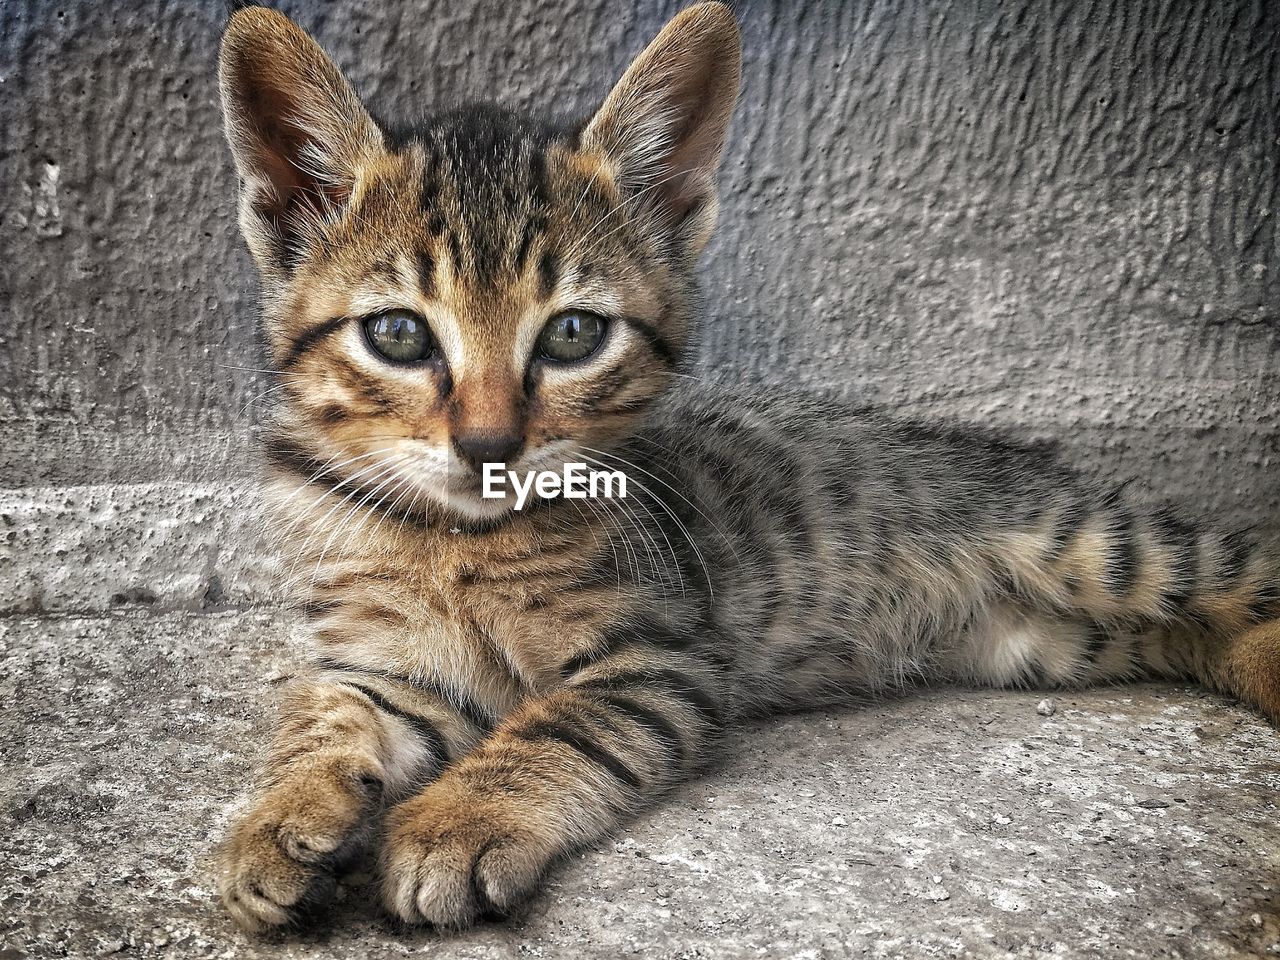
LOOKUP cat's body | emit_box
[276,380,1275,716]
[216,3,1280,933]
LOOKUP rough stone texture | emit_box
[1,0,1278,611]
[0,484,279,614]
[2,611,1278,959]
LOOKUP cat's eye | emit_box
[536,311,607,364]
[363,310,435,364]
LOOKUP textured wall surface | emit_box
[1,0,1277,611]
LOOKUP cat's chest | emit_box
[302,516,628,698]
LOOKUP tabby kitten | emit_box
[215,2,1280,932]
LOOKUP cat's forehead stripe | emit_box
[389,108,565,292]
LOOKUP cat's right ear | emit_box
[218,7,383,279]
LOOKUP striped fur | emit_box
[214,3,1280,933]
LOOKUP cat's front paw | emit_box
[380,783,555,928]
[217,773,378,931]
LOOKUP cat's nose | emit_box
[453,431,524,473]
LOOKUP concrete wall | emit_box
[1,0,1277,613]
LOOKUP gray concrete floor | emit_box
[2,610,1278,959]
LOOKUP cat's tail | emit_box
[970,495,1280,723]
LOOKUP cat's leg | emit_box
[938,600,1280,723]
[380,656,723,928]
[218,668,485,931]
[936,600,1132,689]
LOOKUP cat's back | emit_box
[639,377,1075,517]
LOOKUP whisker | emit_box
[572,492,627,594]
[237,381,290,418]
[582,444,740,564]
[600,493,652,594]
[599,479,676,603]
[318,454,415,572]
[275,446,405,544]
[304,457,407,589]
[363,463,425,557]
[281,451,406,579]
[578,450,715,602]
[618,479,686,600]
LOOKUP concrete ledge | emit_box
[0,484,280,614]
[3,611,1277,958]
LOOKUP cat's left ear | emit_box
[582,3,741,258]
[218,6,384,278]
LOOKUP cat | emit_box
[215,2,1280,932]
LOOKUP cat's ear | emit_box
[218,6,383,277]
[582,3,741,257]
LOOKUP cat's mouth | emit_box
[385,437,583,521]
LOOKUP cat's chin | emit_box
[425,473,534,522]
[388,466,521,523]
[436,488,522,522]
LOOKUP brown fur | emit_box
[1219,620,1280,722]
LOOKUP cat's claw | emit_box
[217,779,374,931]
[380,788,551,928]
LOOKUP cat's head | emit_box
[219,4,740,521]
